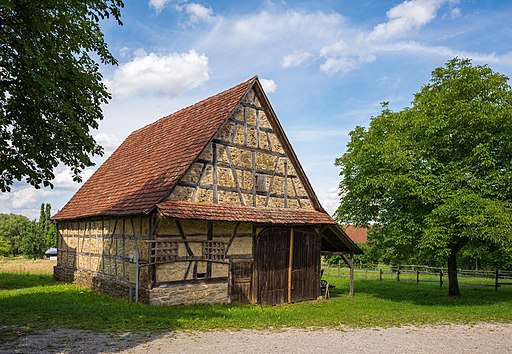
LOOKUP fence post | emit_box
[495,269,499,292]
[338,259,341,276]
[439,270,443,287]
[379,269,383,281]
[416,270,420,285]
[397,264,400,282]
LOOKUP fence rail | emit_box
[322,263,512,290]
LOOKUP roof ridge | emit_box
[133,76,258,136]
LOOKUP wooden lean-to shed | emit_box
[52,76,362,306]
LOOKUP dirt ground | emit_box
[1,323,511,354]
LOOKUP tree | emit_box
[0,0,124,192]
[0,213,31,256]
[336,58,512,296]
[20,203,56,258]
[20,221,45,259]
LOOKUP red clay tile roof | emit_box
[53,77,257,220]
[157,200,337,225]
[343,225,368,243]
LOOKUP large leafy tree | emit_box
[0,0,124,192]
[336,58,512,296]
[0,213,31,256]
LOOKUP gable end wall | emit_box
[169,88,314,210]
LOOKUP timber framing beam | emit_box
[195,158,298,179]
[212,138,286,158]
[177,180,308,200]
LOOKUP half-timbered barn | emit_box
[52,76,362,306]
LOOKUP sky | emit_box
[2,0,512,220]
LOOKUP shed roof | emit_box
[53,77,257,220]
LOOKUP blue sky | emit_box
[2,0,512,219]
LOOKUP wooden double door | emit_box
[254,227,321,305]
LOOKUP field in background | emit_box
[0,258,56,274]
[323,263,512,289]
[1,258,512,334]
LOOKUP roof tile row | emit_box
[157,200,337,225]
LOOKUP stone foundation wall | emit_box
[150,281,229,306]
[54,265,150,303]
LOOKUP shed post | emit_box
[349,253,354,297]
[288,228,294,303]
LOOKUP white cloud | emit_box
[368,0,445,41]
[149,0,171,12]
[52,168,94,190]
[212,10,345,49]
[184,3,216,23]
[94,132,120,151]
[450,7,461,17]
[319,186,341,216]
[281,50,314,69]
[196,3,450,76]
[320,41,348,57]
[119,47,130,58]
[320,57,358,75]
[105,49,209,99]
[260,79,277,93]
[11,188,52,209]
[379,41,512,65]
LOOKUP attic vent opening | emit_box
[255,173,267,193]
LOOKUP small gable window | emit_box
[255,173,267,193]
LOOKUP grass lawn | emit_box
[1,260,511,333]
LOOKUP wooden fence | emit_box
[322,263,512,291]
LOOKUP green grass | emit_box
[1,272,512,333]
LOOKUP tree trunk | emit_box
[447,247,461,296]
[447,239,466,296]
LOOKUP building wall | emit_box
[55,216,152,300]
[168,87,313,210]
[55,216,322,306]
[155,219,252,282]
[55,216,255,305]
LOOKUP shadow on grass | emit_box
[0,285,235,333]
[0,272,55,290]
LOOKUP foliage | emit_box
[0,213,31,256]
[0,269,511,334]
[0,237,9,257]
[336,58,512,296]
[0,0,124,192]
[20,203,56,259]
[20,222,44,260]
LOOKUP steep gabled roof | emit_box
[53,77,257,220]
[53,76,326,221]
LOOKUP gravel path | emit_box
[1,323,511,353]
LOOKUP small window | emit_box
[255,174,267,192]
